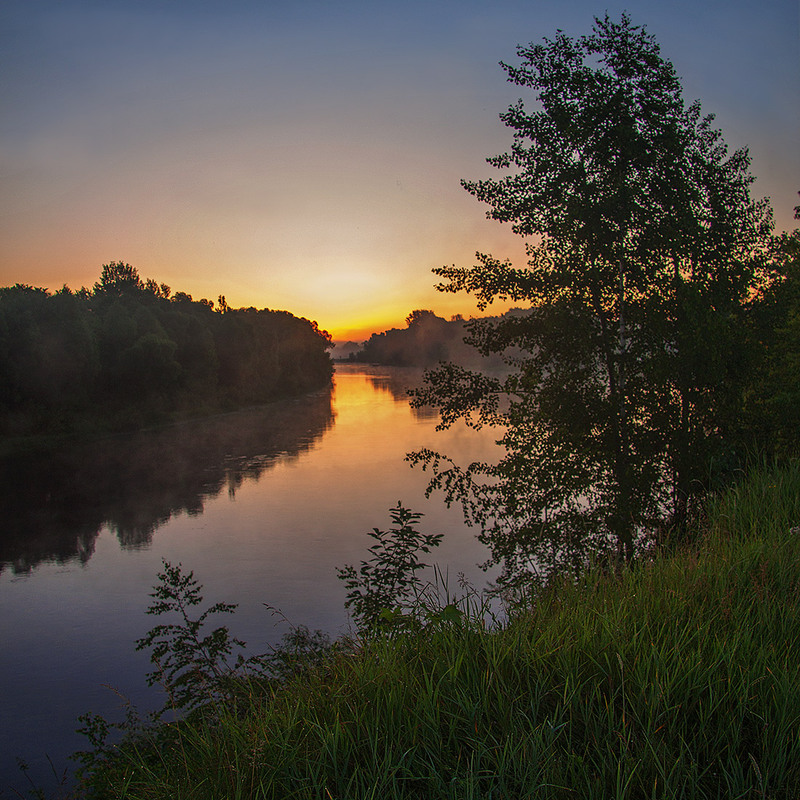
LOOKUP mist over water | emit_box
[0,390,336,574]
[0,364,500,795]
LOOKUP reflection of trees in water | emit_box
[0,388,335,575]
[357,367,438,421]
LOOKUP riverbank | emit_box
[0,365,498,796]
[1,272,335,451]
[76,459,800,798]
[0,374,334,461]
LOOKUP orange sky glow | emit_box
[1,1,798,342]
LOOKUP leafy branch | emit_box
[338,503,443,633]
[135,560,247,713]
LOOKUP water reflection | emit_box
[0,388,335,574]
[357,365,438,420]
[0,365,503,797]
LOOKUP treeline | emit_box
[350,308,516,369]
[742,227,800,457]
[0,262,333,438]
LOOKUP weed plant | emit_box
[77,462,800,799]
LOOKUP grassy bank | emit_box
[79,462,800,799]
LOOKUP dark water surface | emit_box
[0,365,500,795]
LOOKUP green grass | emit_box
[79,461,800,799]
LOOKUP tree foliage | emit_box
[337,503,443,633]
[742,204,800,457]
[0,262,333,437]
[409,15,773,589]
[135,560,246,712]
[353,310,459,366]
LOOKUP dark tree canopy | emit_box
[0,263,333,439]
[410,15,774,589]
[743,206,800,458]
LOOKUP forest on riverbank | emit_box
[0,262,333,442]
[347,308,520,370]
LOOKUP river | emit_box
[0,364,501,796]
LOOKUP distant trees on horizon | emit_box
[347,308,519,369]
[0,262,333,439]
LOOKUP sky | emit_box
[1,0,798,340]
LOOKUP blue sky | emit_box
[2,0,798,337]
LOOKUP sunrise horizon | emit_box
[0,256,523,344]
[2,0,797,342]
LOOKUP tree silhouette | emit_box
[410,15,773,588]
[0,264,333,438]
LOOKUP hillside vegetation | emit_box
[77,460,800,799]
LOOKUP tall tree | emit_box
[409,15,772,588]
[93,261,145,297]
[742,199,800,457]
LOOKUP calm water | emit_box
[0,364,500,795]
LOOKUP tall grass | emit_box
[79,461,800,799]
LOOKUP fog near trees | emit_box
[348,308,520,372]
[405,15,800,589]
[0,262,333,440]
